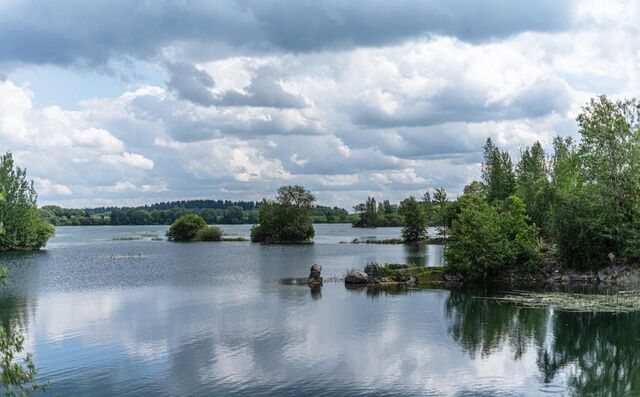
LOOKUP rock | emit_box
[608,252,616,265]
[444,271,464,282]
[345,271,369,284]
[309,264,322,284]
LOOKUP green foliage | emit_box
[445,194,540,278]
[482,138,516,203]
[516,141,552,234]
[398,196,428,242]
[433,187,448,239]
[250,185,316,243]
[194,226,223,241]
[166,214,207,241]
[351,197,403,227]
[0,153,54,251]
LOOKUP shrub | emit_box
[194,226,223,241]
[166,214,207,241]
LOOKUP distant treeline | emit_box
[40,200,355,226]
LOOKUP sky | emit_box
[0,0,638,209]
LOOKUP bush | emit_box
[166,214,207,241]
[445,194,540,278]
[194,226,223,241]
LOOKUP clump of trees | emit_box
[0,153,54,251]
[352,197,403,227]
[442,95,640,276]
[250,185,316,243]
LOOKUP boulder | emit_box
[308,264,322,285]
[345,271,369,284]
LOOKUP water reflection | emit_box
[444,289,640,395]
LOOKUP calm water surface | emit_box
[0,224,637,396]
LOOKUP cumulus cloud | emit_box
[1,1,638,207]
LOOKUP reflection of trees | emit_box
[445,290,640,394]
[444,289,548,360]
[403,244,426,267]
[0,294,31,333]
[539,311,640,395]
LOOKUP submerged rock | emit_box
[308,264,323,285]
[345,271,369,284]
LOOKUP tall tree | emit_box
[515,141,551,232]
[482,138,516,203]
[433,187,448,239]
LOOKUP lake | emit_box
[0,224,637,396]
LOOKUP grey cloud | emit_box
[165,64,307,108]
[0,0,575,67]
[351,76,572,128]
[166,62,216,106]
[216,72,307,108]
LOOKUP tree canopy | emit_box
[250,185,316,243]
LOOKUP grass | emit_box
[489,290,640,313]
[348,238,445,245]
[364,262,445,283]
[111,236,142,241]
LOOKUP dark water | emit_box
[0,225,637,396]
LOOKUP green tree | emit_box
[515,141,551,233]
[221,206,245,224]
[250,185,316,243]
[166,214,207,241]
[0,153,54,251]
[482,138,516,203]
[433,187,448,239]
[576,96,640,258]
[398,196,428,242]
[445,194,540,278]
[352,197,379,227]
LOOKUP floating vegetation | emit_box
[150,237,163,241]
[489,290,640,313]
[111,236,142,241]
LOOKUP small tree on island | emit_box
[398,196,428,242]
[166,214,207,241]
[250,185,316,243]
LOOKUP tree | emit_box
[398,196,428,242]
[576,96,640,258]
[515,141,551,233]
[166,214,207,241]
[352,197,379,227]
[0,153,54,251]
[482,138,516,203]
[462,181,487,196]
[433,187,448,239]
[445,194,540,278]
[221,206,245,224]
[250,185,316,243]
